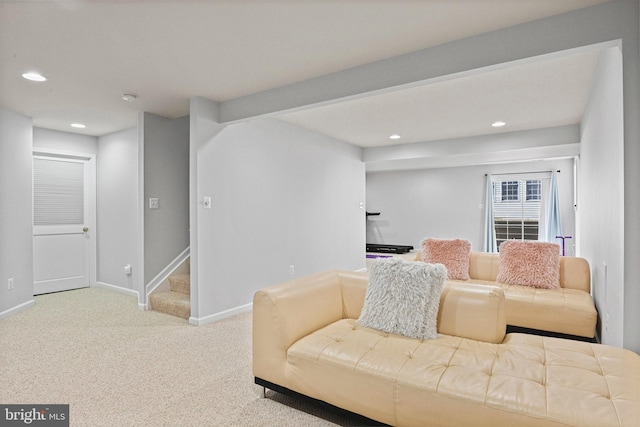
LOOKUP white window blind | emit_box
[34,158,84,226]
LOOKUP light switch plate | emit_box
[149,198,159,209]
[203,196,212,209]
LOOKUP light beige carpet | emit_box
[0,288,379,426]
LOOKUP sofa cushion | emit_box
[421,238,471,280]
[358,258,447,340]
[497,240,561,290]
[286,320,640,427]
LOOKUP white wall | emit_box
[33,127,98,154]
[624,0,640,353]
[191,111,365,323]
[366,158,576,253]
[142,114,189,285]
[0,109,34,317]
[579,47,625,346]
[96,127,142,296]
[636,0,640,353]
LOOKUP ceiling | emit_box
[278,50,601,147]
[0,0,609,145]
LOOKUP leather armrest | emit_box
[438,281,506,343]
[253,270,344,386]
[560,256,591,292]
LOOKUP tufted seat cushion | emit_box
[286,319,640,427]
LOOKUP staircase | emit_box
[149,259,190,319]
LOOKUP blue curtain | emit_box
[544,171,563,244]
[483,175,497,253]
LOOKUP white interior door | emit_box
[33,155,93,295]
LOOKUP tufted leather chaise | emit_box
[253,270,639,427]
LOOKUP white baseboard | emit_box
[95,282,146,310]
[0,299,35,320]
[189,302,252,326]
[95,282,139,299]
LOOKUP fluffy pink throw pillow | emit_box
[496,240,561,290]
[421,238,471,280]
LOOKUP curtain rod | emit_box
[484,170,560,177]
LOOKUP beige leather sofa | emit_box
[253,270,639,427]
[409,251,597,338]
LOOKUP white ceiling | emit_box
[278,50,602,147]
[0,0,609,144]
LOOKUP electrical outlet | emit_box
[8,278,14,291]
[289,265,295,275]
[149,198,159,209]
[605,313,610,332]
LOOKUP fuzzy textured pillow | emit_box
[496,240,561,290]
[421,238,471,280]
[358,258,447,340]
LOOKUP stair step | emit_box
[169,273,190,295]
[150,291,190,319]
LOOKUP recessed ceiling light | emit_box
[71,123,86,129]
[22,72,47,82]
[389,134,401,140]
[491,121,506,128]
[121,93,137,102]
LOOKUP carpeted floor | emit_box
[0,288,379,426]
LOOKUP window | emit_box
[492,179,542,248]
[500,181,519,201]
[526,180,541,201]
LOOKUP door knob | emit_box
[83,227,89,232]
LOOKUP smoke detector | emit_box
[121,93,137,102]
